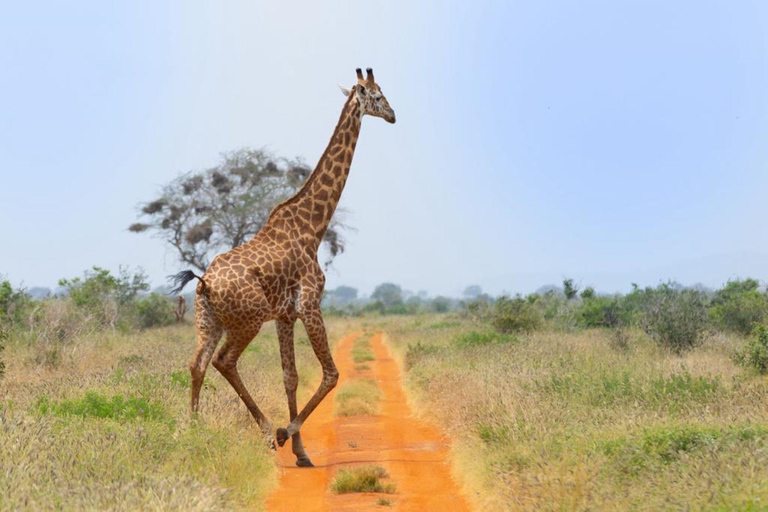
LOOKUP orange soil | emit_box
[267,332,471,512]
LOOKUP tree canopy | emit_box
[129,148,349,271]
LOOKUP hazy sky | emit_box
[2,1,767,297]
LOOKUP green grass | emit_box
[453,330,517,348]
[335,378,382,417]
[0,319,353,510]
[377,497,393,506]
[533,369,721,408]
[330,465,396,494]
[36,392,167,422]
[352,338,375,363]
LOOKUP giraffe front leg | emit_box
[277,307,338,444]
[276,319,313,467]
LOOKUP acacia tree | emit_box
[129,148,349,271]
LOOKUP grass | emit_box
[453,330,517,348]
[36,392,167,421]
[330,465,396,494]
[0,318,351,511]
[366,314,768,512]
[335,378,382,417]
[352,337,375,363]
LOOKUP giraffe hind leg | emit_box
[189,301,224,413]
[212,326,274,441]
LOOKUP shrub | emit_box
[0,279,32,330]
[58,266,149,328]
[134,293,175,329]
[734,325,768,374]
[709,279,768,334]
[489,296,542,334]
[563,278,579,300]
[640,283,708,353]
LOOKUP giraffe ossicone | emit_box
[170,68,395,468]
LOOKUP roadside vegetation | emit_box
[2,272,767,510]
[367,277,768,510]
[0,270,353,511]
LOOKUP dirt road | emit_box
[266,332,471,511]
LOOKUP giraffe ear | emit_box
[338,85,351,97]
[357,84,366,96]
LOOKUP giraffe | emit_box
[170,68,395,467]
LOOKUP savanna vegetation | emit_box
[357,278,768,511]
[0,271,354,510]
[2,272,767,510]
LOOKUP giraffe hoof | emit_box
[296,456,314,468]
[276,427,289,447]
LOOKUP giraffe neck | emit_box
[266,93,362,247]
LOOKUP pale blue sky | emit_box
[2,1,767,296]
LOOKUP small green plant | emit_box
[476,422,512,444]
[170,370,191,387]
[734,325,768,374]
[36,392,166,421]
[330,465,396,494]
[377,498,393,506]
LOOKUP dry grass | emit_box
[335,378,382,417]
[371,314,768,511]
[330,465,396,494]
[0,317,353,511]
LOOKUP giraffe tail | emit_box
[168,270,207,295]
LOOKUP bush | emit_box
[58,266,150,328]
[134,293,176,329]
[575,295,633,329]
[734,325,768,374]
[0,280,31,328]
[489,296,542,334]
[709,279,768,334]
[640,283,708,353]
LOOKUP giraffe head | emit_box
[340,68,396,124]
